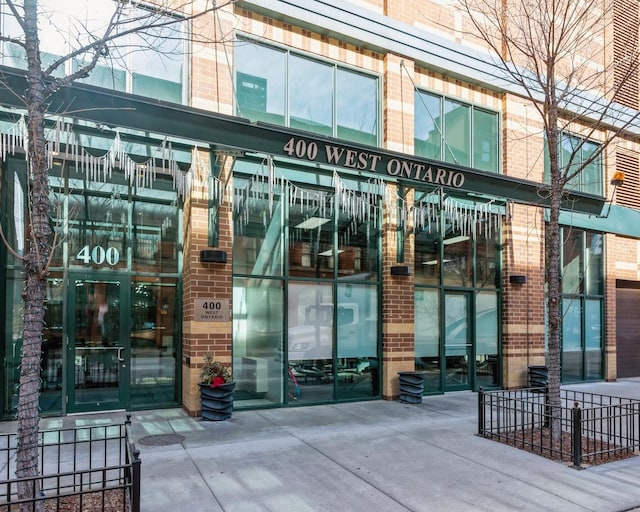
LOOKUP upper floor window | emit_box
[414,90,500,173]
[544,133,603,196]
[235,38,379,146]
[1,0,186,104]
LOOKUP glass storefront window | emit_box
[233,278,284,406]
[442,229,473,287]
[1,156,182,417]
[233,165,382,408]
[562,229,582,294]
[68,186,129,271]
[585,299,603,380]
[288,190,334,279]
[414,195,502,392]
[562,299,583,382]
[130,278,179,408]
[335,283,379,400]
[476,292,498,387]
[585,233,604,295]
[415,289,441,393]
[337,212,379,281]
[288,282,334,403]
[233,177,284,277]
[476,231,498,288]
[560,228,604,382]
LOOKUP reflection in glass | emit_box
[585,233,603,295]
[476,292,499,387]
[414,90,442,161]
[233,177,284,277]
[33,274,65,414]
[415,289,441,392]
[129,279,178,408]
[337,206,378,281]
[288,190,334,279]
[442,229,472,287]
[233,278,284,407]
[132,196,179,274]
[562,299,582,382]
[290,55,333,136]
[336,284,379,399]
[288,282,333,403]
[444,294,470,387]
[235,41,286,125]
[562,230,582,294]
[585,299,603,380]
[337,69,378,145]
[415,221,440,286]
[444,99,470,166]
[73,281,121,406]
[476,232,498,288]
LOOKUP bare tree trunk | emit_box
[546,106,563,440]
[15,2,51,510]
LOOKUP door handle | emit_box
[116,346,125,362]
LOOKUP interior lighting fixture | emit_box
[295,217,330,230]
[442,235,470,246]
[319,249,345,256]
[423,259,453,265]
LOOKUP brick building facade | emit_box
[2,0,640,417]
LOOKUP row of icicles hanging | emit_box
[233,157,386,235]
[412,191,502,239]
[0,115,213,199]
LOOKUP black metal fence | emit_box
[478,387,640,468]
[0,415,140,511]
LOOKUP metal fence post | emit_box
[572,402,582,469]
[544,387,550,428]
[478,387,485,435]
[131,449,141,512]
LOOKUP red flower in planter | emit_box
[210,376,226,388]
[200,353,232,387]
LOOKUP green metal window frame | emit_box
[544,133,603,196]
[414,189,503,393]
[234,36,380,146]
[414,89,500,173]
[231,160,383,408]
[559,227,605,383]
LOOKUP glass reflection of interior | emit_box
[129,279,178,408]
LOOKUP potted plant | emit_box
[199,353,235,421]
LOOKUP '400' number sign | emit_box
[194,298,229,322]
[77,245,120,266]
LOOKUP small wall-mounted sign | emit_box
[194,298,229,322]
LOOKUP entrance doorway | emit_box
[67,274,129,412]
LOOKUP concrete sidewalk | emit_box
[11,379,640,511]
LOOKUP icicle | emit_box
[268,155,274,216]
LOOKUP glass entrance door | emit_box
[67,275,129,412]
[444,292,472,391]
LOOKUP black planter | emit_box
[199,382,236,421]
[397,371,426,404]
